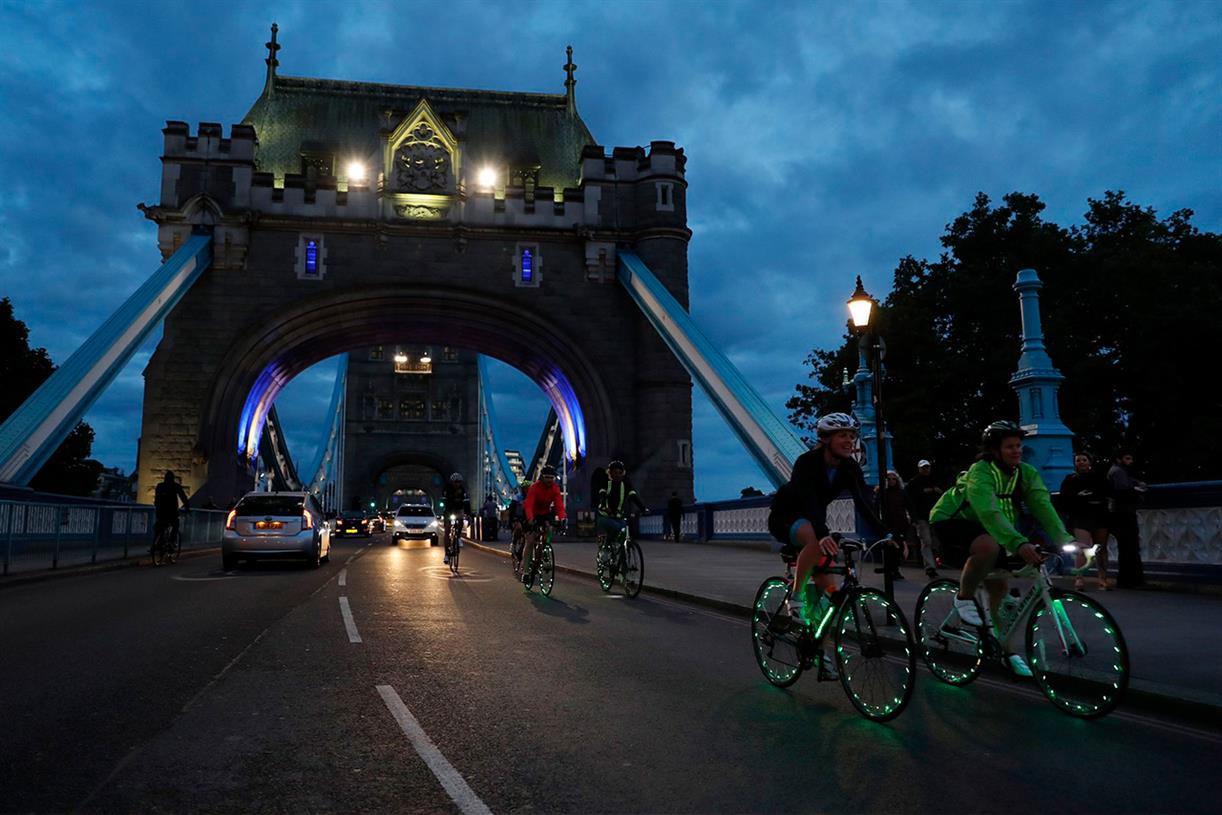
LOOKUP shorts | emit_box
[932,519,1021,571]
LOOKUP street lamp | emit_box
[846,276,897,598]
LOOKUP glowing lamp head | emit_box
[420,349,432,364]
[847,276,875,331]
[477,166,497,190]
[347,161,367,182]
[393,352,408,364]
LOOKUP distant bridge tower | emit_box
[1011,268,1074,487]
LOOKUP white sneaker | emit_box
[953,596,983,627]
[1008,653,1033,678]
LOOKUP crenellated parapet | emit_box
[160,121,256,211]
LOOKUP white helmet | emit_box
[450,472,463,482]
[816,412,860,437]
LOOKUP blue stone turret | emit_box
[1010,268,1074,487]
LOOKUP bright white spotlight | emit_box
[477,166,497,189]
[1061,543,1078,553]
[347,161,367,182]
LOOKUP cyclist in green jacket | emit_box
[930,421,1074,677]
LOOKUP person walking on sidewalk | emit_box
[1108,450,1148,589]
[906,459,943,578]
[666,491,684,542]
[877,471,912,581]
[1059,451,1113,591]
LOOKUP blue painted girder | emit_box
[617,250,806,487]
[0,234,213,485]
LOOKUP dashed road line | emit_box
[339,568,347,587]
[339,596,362,643]
[376,685,494,815]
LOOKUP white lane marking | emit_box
[339,568,347,587]
[171,574,238,582]
[376,685,494,815]
[339,597,362,643]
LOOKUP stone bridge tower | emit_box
[136,31,694,510]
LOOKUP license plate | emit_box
[346,527,359,533]
[255,521,284,530]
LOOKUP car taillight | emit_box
[302,509,314,530]
[225,509,236,530]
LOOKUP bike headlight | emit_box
[1061,543,1078,553]
[449,514,456,522]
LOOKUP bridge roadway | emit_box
[1,535,1219,814]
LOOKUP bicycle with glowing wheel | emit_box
[521,517,556,596]
[750,535,917,722]
[445,512,464,575]
[915,542,1129,718]
[595,517,644,598]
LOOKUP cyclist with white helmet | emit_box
[442,472,471,565]
[767,413,887,647]
[929,420,1073,677]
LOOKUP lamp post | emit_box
[847,276,896,599]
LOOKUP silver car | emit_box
[392,503,440,545]
[222,491,331,569]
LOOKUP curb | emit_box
[0,546,221,590]
[465,538,1222,724]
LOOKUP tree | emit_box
[787,192,1222,483]
[0,298,103,495]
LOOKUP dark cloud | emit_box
[3,1,1218,497]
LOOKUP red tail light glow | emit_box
[225,509,237,530]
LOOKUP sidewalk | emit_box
[468,536,1222,717]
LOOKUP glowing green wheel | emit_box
[834,588,917,722]
[538,543,556,597]
[1026,590,1128,719]
[596,539,615,592]
[915,579,984,685]
[750,578,803,688]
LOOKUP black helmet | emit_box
[981,420,1026,447]
[541,465,558,478]
[608,459,626,471]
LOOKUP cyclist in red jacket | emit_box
[523,465,566,586]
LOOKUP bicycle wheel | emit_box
[621,540,644,598]
[750,578,803,688]
[511,535,524,579]
[833,588,917,722]
[539,543,556,596]
[596,538,615,592]
[451,534,461,574]
[169,531,181,564]
[1026,590,1129,719]
[151,532,167,566]
[915,578,984,685]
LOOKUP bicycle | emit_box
[750,535,917,722]
[595,520,643,598]
[510,522,526,581]
[151,520,181,566]
[522,519,556,597]
[914,543,1129,719]
[445,513,464,575]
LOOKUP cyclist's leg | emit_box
[957,534,1001,602]
[1091,525,1111,586]
[790,520,837,619]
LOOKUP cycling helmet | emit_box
[816,412,860,437]
[449,472,464,482]
[541,465,558,477]
[981,420,1026,447]
[608,459,626,471]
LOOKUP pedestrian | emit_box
[1059,452,1113,591]
[666,491,684,542]
[905,459,944,578]
[481,494,498,540]
[877,470,911,580]
[1107,450,1148,588]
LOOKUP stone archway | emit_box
[363,450,454,511]
[194,285,617,507]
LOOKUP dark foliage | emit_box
[1,297,103,495]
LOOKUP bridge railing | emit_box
[638,481,1222,577]
[0,499,228,576]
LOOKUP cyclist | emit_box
[767,413,887,636]
[929,420,1074,677]
[595,460,647,550]
[442,472,471,565]
[522,465,566,586]
[153,470,190,553]
[506,483,529,540]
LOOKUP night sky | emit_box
[1,1,1218,500]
